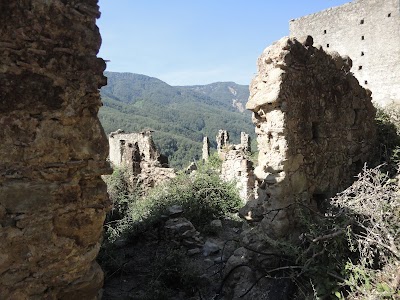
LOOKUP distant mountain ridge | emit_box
[99,71,253,168]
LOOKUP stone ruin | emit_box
[108,130,175,191]
[216,129,230,155]
[0,0,379,298]
[203,130,257,202]
[202,136,210,161]
[224,36,376,298]
[0,1,110,298]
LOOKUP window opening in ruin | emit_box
[326,43,330,48]
[364,80,368,84]
[324,29,327,34]
[361,35,365,40]
[311,122,320,141]
[361,51,364,56]
[358,66,363,70]
[360,19,364,24]
[388,13,391,17]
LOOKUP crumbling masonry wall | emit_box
[109,130,175,191]
[225,36,376,299]
[290,0,400,106]
[0,1,110,299]
[242,36,376,233]
[216,131,256,202]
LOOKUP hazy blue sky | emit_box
[98,1,351,86]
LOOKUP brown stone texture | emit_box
[202,136,210,161]
[0,1,110,299]
[290,0,400,107]
[108,130,175,192]
[225,36,376,299]
[218,131,256,202]
[216,129,229,155]
[243,36,376,235]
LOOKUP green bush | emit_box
[102,163,242,243]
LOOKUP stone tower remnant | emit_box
[202,136,210,161]
[217,131,257,202]
[108,130,175,191]
[0,0,110,298]
[216,129,229,154]
[290,0,400,107]
[240,132,251,153]
[224,36,376,298]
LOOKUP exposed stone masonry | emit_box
[0,1,110,299]
[108,130,175,191]
[240,132,251,153]
[202,136,210,161]
[216,129,229,155]
[214,131,256,202]
[225,36,376,298]
[290,0,400,107]
[242,35,376,233]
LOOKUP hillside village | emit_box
[0,0,399,300]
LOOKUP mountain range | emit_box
[99,71,254,168]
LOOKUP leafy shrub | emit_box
[102,163,242,243]
[102,167,140,222]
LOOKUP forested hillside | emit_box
[99,72,254,168]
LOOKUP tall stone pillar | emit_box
[240,132,251,152]
[0,1,110,299]
[202,136,210,161]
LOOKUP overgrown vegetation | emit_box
[99,159,242,291]
[100,105,400,299]
[299,165,399,299]
[375,107,400,175]
[103,164,241,244]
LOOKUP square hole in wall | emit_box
[359,66,363,70]
[361,35,365,40]
[388,13,391,17]
[364,80,368,84]
[360,19,364,24]
[326,43,330,48]
[324,29,327,34]
[361,51,364,56]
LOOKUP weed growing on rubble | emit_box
[102,161,241,244]
[262,166,400,299]
[375,106,400,175]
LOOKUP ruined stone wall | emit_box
[290,0,400,106]
[243,36,376,232]
[216,129,229,155]
[221,149,256,202]
[218,131,256,202]
[0,1,110,298]
[108,131,175,190]
[225,36,376,299]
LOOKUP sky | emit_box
[98,0,351,86]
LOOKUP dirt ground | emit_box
[101,218,243,300]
